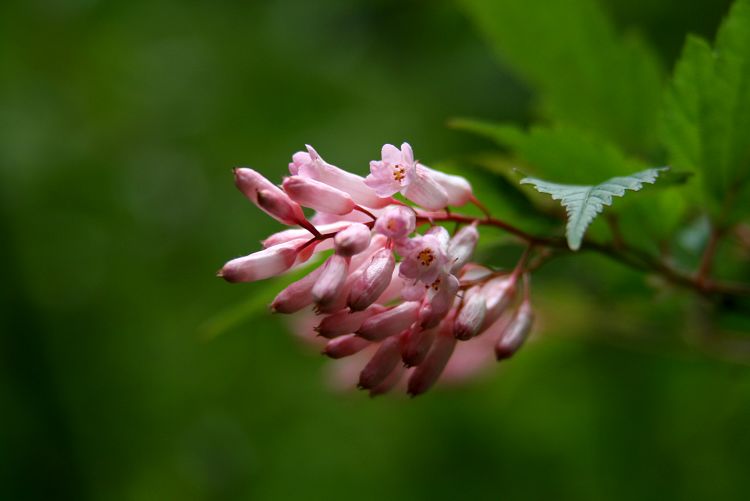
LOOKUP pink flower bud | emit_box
[448,223,479,273]
[420,165,473,206]
[312,254,350,308]
[324,334,370,359]
[263,222,351,248]
[495,300,534,360]
[296,145,391,208]
[357,301,420,341]
[234,168,306,225]
[347,248,396,311]
[407,319,457,396]
[453,287,487,340]
[270,265,324,313]
[358,334,402,390]
[283,176,355,215]
[401,165,449,210]
[334,223,372,257]
[368,364,405,397]
[418,273,460,328]
[481,275,517,328]
[218,240,301,283]
[401,324,436,367]
[374,205,416,240]
[256,189,306,226]
[315,304,387,339]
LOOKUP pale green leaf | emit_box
[521,168,669,250]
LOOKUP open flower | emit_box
[219,141,538,397]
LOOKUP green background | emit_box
[2,1,748,500]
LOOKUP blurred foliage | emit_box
[2,1,750,501]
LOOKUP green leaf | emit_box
[451,119,643,183]
[661,0,750,222]
[521,168,669,250]
[459,0,664,153]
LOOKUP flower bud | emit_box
[368,364,404,397]
[270,265,324,313]
[374,205,416,240]
[283,176,355,215]
[401,165,449,210]
[256,189,306,226]
[401,324,436,367]
[234,168,306,225]
[420,165,473,206]
[296,145,391,208]
[481,276,516,328]
[218,240,301,283]
[315,304,387,338]
[312,254,350,308]
[407,320,456,396]
[357,301,420,341]
[323,334,370,359]
[263,222,351,248]
[334,223,372,257]
[453,287,487,340]
[495,300,534,360]
[347,248,396,311]
[358,335,402,390]
[419,273,460,329]
[448,223,479,273]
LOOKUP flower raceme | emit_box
[219,142,536,396]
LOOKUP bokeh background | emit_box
[2,0,749,500]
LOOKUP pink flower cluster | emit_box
[219,143,534,396]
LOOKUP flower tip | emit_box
[304,144,319,159]
[494,346,514,361]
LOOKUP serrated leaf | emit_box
[459,0,664,153]
[521,168,668,250]
[661,0,750,222]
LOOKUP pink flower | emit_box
[347,247,396,311]
[407,316,457,396]
[270,265,324,314]
[315,304,387,339]
[358,335,403,390]
[365,143,416,197]
[448,223,479,273]
[401,165,449,210]
[292,145,390,208]
[220,143,538,397]
[420,165,473,207]
[453,286,487,340]
[334,223,372,257]
[312,254,350,308]
[495,299,534,360]
[234,168,307,226]
[357,301,420,341]
[219,239,302,283]
[398,232,449,285]
[373,205,416,240]
[283,176,355,215]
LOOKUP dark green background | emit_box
[2,1,748,500]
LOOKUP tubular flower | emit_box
[219,142,538,396]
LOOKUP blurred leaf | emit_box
[521,168,669,250]
[661,0,750,223]
[451,119,644,183]
[459,0,664,153]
